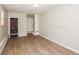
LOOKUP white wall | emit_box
[0,5,8,54]
[8,12,27,37]
[35,14,39,32]
[39,5,79,52]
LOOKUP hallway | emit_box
[1,4,79,55]
[1,34,77,55]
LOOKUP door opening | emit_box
[10,18,18,37]
[27,15,34,34]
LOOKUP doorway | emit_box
[10,18,18,37]
[27,15,34,34]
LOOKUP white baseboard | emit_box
[0,37,8,54]
[18,34,27,37]
[32,32,39,35]
[39,34,79,54]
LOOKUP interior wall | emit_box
[39,5,79,52]
[0,5,8,54]
[34,14,39,32]
[8,12,27,37]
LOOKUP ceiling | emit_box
[3,4,56,14]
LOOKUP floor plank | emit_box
[1,34,78,55]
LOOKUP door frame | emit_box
[10,18,18,37]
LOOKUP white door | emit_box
[27,16,34,33]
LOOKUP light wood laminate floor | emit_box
[1,34,78,55]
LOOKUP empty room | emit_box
[0,4,79,55]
